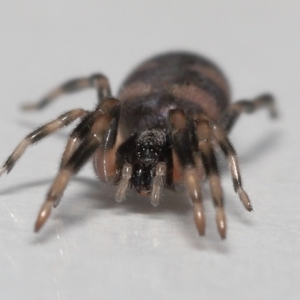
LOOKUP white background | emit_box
[0,1,299,299]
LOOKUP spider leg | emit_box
[57,82,119,169]
[34,98,121,232]
[60,113,93,168]
[220,94,277,132]
[0,109,88,176]
[22,74,111,110]
[194,115,226,238]
[169,109,205,236]
[209,119,253,211]
[59,102,117,169]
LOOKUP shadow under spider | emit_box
[5,121,280,251]
[56,181,230,252]
[0,172,248,252]
[237,129,282,164]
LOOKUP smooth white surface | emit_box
[0,1,299,299]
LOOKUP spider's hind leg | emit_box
[0,108,88,176]
[220,94,277,133]
[22,74,112,110]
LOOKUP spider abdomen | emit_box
[118,52,231,138]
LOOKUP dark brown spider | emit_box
[0,52,277,238]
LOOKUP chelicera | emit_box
[0,52,277,238]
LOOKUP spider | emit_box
[0,52,277,238]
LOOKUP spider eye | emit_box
[135,144,160,163]
[134,129,166,163]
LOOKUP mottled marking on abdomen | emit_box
[118,52,230,137]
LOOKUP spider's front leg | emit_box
[168,109,252,239]
[60,95,120,170]
[34,98,121,232]
[168,109,206,236]
[194,115,226,238]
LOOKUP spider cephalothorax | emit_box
[0,52,277,238]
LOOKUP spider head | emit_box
[116,129,167,195]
